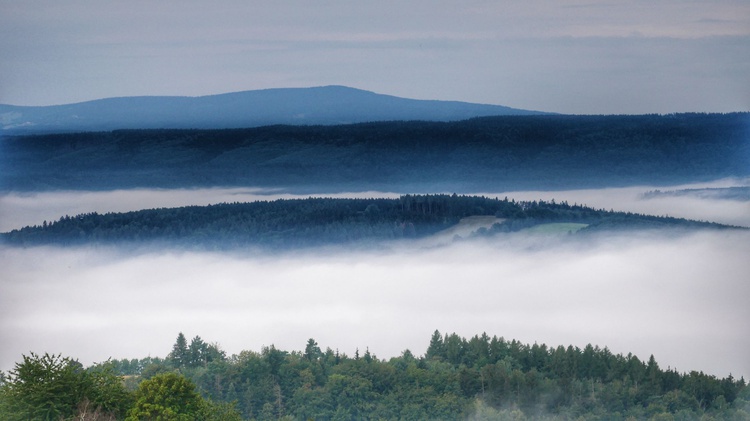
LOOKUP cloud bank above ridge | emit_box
[1,1,748,113]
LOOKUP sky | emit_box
[1,0,749,114]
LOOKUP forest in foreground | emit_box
[1,194,739,250]
[1,331,747,421]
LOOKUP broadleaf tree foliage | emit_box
[0,353,131,420]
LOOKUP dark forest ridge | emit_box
[2,113,748,192]
[0,85,546,134]
[2,195,739,250]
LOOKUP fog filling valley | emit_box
[1,181,749,379]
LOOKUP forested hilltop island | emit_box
[1,113,748,192]
[1,331,747,420]
[1,195,741,250]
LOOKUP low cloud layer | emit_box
[1,182,748,378]
[488,178,750,228]
[1,229,748,379]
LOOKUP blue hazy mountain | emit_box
[0,86,546,133]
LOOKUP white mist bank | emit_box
[487,178,750,228]
[1,180,748,378]
[1,229,749,379]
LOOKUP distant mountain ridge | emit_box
[0,86,547,133]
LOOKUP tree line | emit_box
[1,331,747,420]
[2,113,748,192]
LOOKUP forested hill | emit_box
[1,113,748,192]
[1,195,737,250]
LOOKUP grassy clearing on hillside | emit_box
[522,223,588,234]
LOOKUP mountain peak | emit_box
[1,86,548,133]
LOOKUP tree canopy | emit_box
[3,332,747,420]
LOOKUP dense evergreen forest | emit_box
[0,195,736,250]
[2,113,748,192]
[1,331,747,420]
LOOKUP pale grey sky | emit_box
[1,0,749,113]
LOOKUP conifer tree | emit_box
[168,332,189,369]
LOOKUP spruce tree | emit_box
[169,332,189,369]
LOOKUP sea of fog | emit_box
[1,179,749,379]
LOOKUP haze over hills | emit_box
[0,86,546,133]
